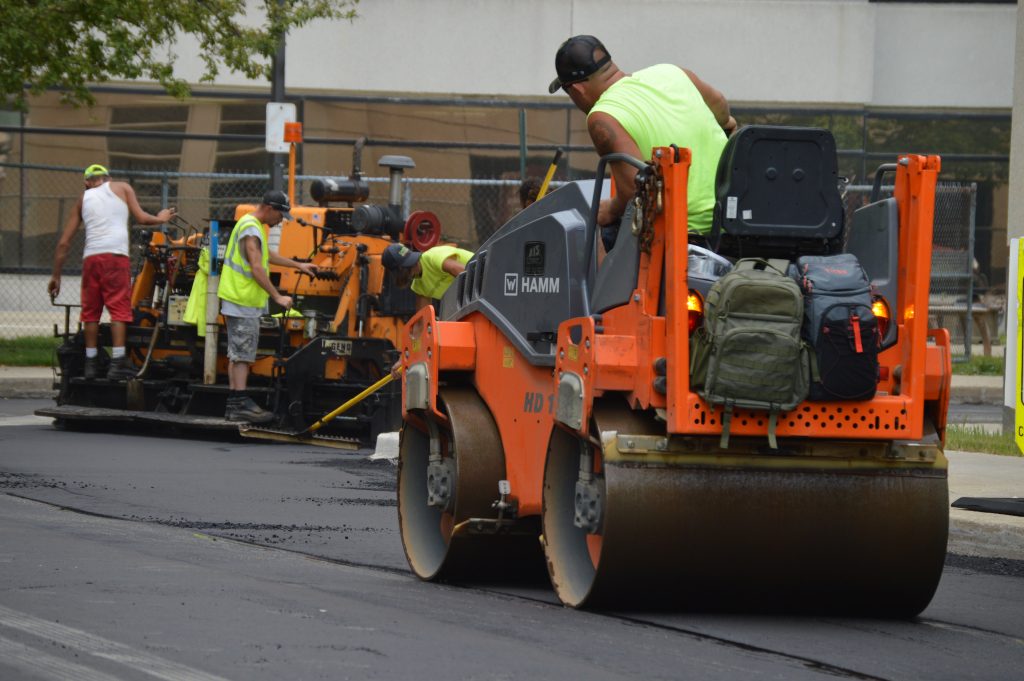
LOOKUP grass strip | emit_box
[952,355,1004,376]
[0,335,61,367]
[946,424,1022,457]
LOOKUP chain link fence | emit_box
[0,163,981,359]
[0,162,528,337]
[846,181,984,361]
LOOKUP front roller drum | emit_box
[398,387,542,582]
[542,406,949,615]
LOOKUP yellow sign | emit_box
[568,345,579,362]
[502,346,514,369]
[1016,239,1024,455]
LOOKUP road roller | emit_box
[397,125,950,615]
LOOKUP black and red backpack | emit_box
[795,254,880,402]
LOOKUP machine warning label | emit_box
[504,273,560,295]
[322,339,353,356]
[503,346,514,368]
[524,241,545,275]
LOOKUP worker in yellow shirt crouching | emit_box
[381,243,473,310]
[382,242,473,378]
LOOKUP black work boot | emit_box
[106,356,136,381]
[83,356,99,380]
[225,395,275,424]
[224,395,241,421]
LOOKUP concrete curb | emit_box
[1,382,56,399]
[0,369,56,399]
[949,387,1003,405]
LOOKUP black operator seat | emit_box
[709,125,845,260]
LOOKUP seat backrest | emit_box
[590,203,641,314]
[845,197,899,348]
[711,125,844,259]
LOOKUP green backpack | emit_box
[690,258,809,448]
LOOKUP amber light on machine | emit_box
[687,289,704,334]
[872,295,891,338]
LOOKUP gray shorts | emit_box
[225,315,260,363]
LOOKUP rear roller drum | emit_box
[543,401,949,615]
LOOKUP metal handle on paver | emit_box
[307,367,404,434]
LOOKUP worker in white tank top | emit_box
[81,181,130,258]
[48,164,175,381]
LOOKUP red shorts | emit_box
[80,253,133,323]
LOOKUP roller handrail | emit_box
[870,163,898,203]
[584,152,652,318]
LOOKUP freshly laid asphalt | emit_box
[2,365,1021,563]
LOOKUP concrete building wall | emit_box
[168,0,1015,108]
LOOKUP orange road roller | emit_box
[397,126,950,615]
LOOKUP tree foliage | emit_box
[0,0,359,111]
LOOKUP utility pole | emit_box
[270,3,286,192]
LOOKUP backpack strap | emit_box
[766,258,790,276]
[767,409,779,450]
[733,258,790,276]
[720,402,733,449]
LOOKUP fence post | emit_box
[965,182,978,358]
[518,108,527,181]
[160,174,170,210]
[18,113,26,268]
[403,180,412,220]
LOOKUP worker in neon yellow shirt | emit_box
[382,242,473,310]
[548,35,735,248]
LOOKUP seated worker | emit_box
[548,35,735,250]
[381,242,473,311]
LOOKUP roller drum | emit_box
[398,387,543,582]
[543,405,948,615]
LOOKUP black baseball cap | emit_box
[262,190,293,220]
[382,243,421,270]
[548,35,611,94]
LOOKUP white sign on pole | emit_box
[265,103,297,153]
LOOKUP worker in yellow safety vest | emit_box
[218,190,316,423]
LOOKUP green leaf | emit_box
[0,0,359,111]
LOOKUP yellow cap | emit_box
[83,164,109,179]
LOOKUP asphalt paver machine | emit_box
[40,150,443,448]
[397,125,951,614]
